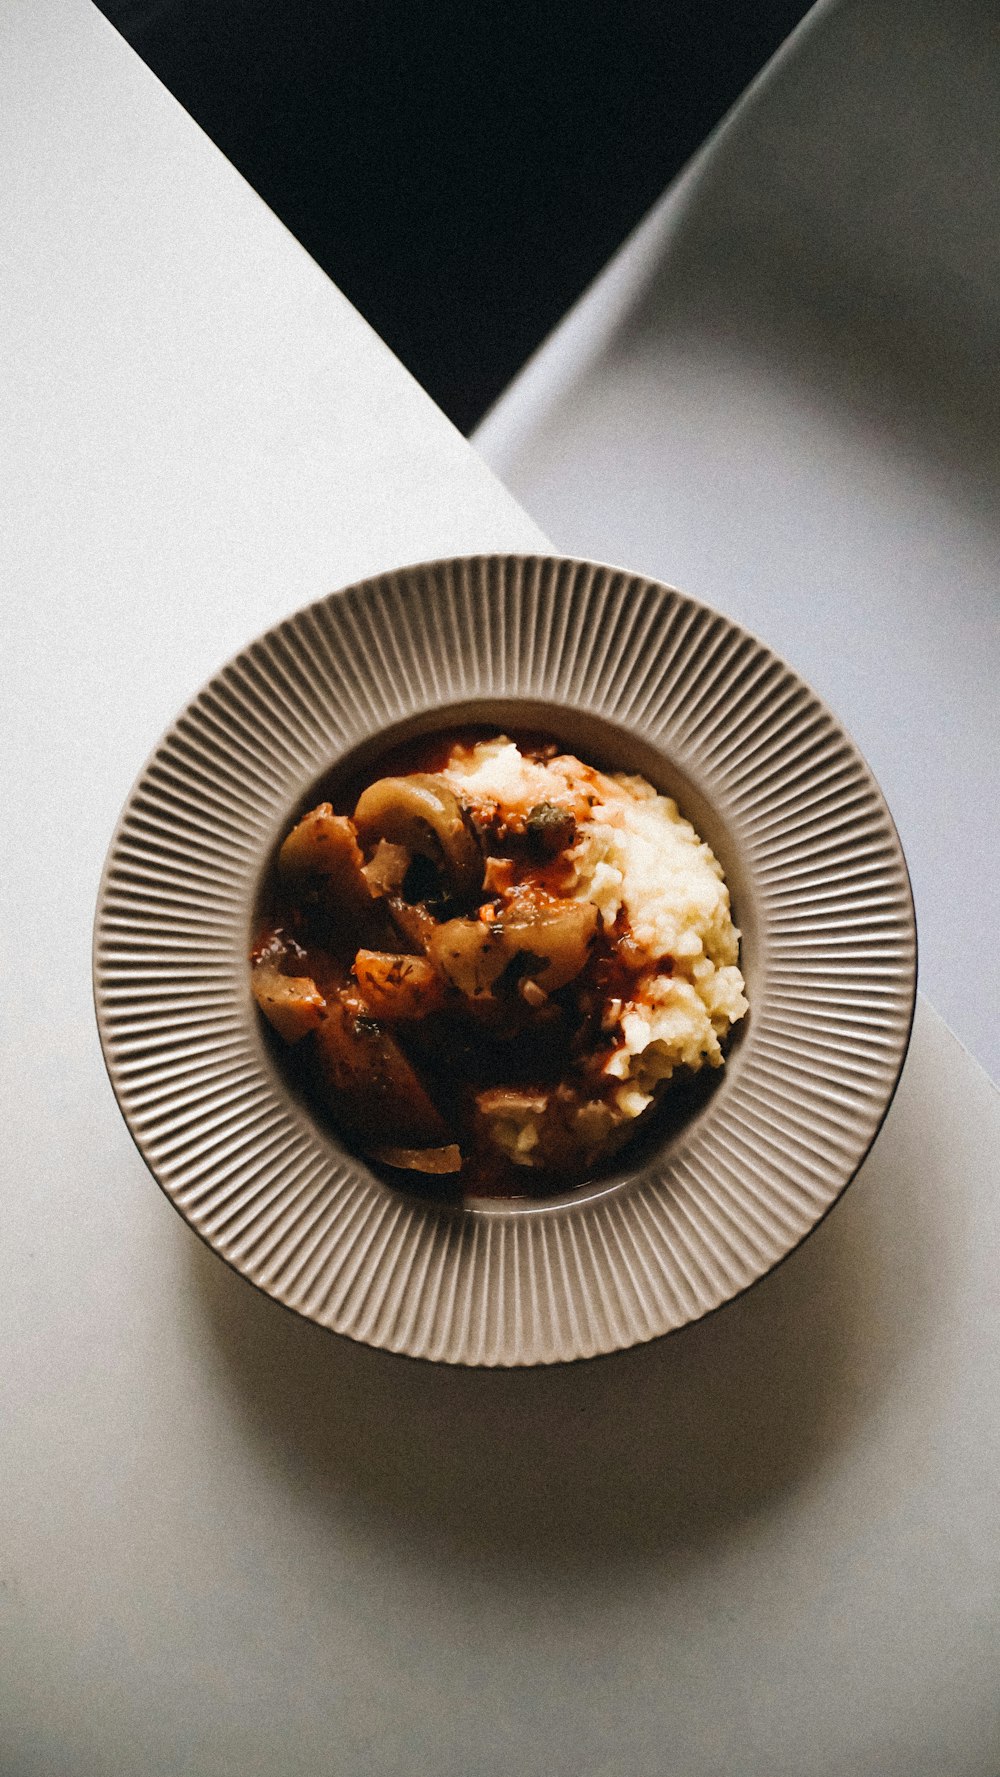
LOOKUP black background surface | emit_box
[95,0,809,432]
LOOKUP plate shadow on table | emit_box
[186,1089,938,1585]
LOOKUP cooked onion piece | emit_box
[361,838,410,895]
[370,1144,463,1175]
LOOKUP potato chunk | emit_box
[499,899,598,991]
[428,898,597,999]
[250,962,325,1044]
[313,990,450,1146]
[428,918,508,999]
[277,804,386,951]
[353,950,445,1022]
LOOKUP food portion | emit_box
[251,733,748,1196]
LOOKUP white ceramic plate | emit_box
[94,554,916,1364]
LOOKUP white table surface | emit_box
[3,4,999,1775]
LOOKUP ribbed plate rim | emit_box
[93,553,918,1365]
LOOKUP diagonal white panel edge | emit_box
[474,0,1000,1084]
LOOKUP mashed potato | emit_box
[444,738,748,1130]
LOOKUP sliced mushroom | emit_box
[250,962,326,1044]
[353,775,482,898]
[476,1086,550,1119]
[353,949,446,1021]
[313,988,451,1145]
